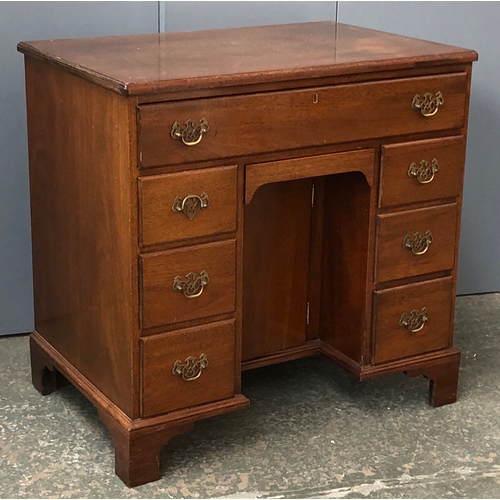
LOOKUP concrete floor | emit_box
[1,293,500,498]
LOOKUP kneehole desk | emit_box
[19,22,477,486]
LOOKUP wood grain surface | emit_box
[320,172,373,362]
[139,165,237,247]
[374,277,454,363]
[140,240,236,329]
[376,203,458,283]
[380,136,466,208]
[141,320,235,417]
[18,22,477,95]
[242,179,313,361]
[25,57,137,416]
[138,73,467,168]
[245,149,374,204]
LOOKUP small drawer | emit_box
[141,320,236,417]
[374,277,454,364]
[380,136,466,208]
[139,165,237,247]
[138,73,467,168]
[376,203,458,283]
[140,240,236,329]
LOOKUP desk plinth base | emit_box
[320,342,461,407]
[241,340,461,408]
[403,351,461,407]
[30,332,459,486]
[29,332,250,487]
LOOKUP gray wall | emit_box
[1,2,497,334]
[0,2,158,335]
[337,2,500,295]
[159,1,336,32]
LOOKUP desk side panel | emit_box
[25,57,136,417]
[320,172,372,362]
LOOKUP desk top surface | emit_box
[18,22,477,96]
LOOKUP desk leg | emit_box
[404,350,461,407]
[98,409,194,487]
[30,334,69,395]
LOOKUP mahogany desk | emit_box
[18,22,477,486]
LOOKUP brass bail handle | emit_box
[399,307,429,333]
[408,159,439,184]
[403,230,433,256]
[170,118,209,146]
[412,91,444,117]
[172,354,208,382]
[172,192,210,220]
[173,270,209,298]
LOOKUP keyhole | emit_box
[313,93,319,104]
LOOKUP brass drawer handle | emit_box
[173,270,209,298]
[399,307,429,333]
[411,91,444,117]
[172,354,208,381]
[408,159,439,184]
[172,192,210,220]
[403,230,433,255]
[170,118,209,146]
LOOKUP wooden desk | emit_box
[18,22,477,487]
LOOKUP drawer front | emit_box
[138,73,467,168]
[374,277,454,364]
[376,203,458,283]
[380,136,466,208]
[141,320,235,416]
[139,165,237,247]
[140,240,236,329]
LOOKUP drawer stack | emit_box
[374,135,467,364]
[137,164,239,417]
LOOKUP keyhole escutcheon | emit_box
[313,93,319,104]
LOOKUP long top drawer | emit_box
[138,73,467,168]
